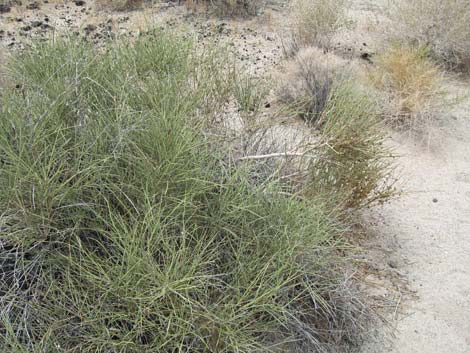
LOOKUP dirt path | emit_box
[363,86,470,352]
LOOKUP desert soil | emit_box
[1,1,470,352]
[362,86,470,353]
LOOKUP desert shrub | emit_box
[275,49,395,209]
[307,84,396,209]
[285,0,349,55]
[386,0,470,70]
[276,47,348,124]
[0,32,369,352]
[368,45,447,129]
[95,0,143,11]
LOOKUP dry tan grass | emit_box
[284,0,349,55]
[276,47,349,123]
[386,0,470,71]
[368,45,447,129]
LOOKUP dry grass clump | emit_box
[276,47,349,124]
[0,31,373,352]
[368,45,446,129]
[285,0,349,55]
[386,0,470,70]
[95,0,143,11]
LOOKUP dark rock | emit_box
[84,23,96,35]
[360,52,372,63]
[26,1,40,10]
[74,0,86,5]
[433,198,438,203]
[388,260,398,269]
[21,25,32,31]
[31,20,43,27]
[0,3,11,13]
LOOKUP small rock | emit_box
[21,25,32,31]
[360,52,372,63]
[26,1,40,10]
[388,260,398,269]
[0,3,11,13]
[74,0,86,5]
[433,198,438,203]
[84,24,96,35]
[31,20,43,27]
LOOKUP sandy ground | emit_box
[345,0,470,351]
[362,85,470,353]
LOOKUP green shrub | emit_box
[0,32,368,352]
[234,75,269,115]
[307,84,397,209]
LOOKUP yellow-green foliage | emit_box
[369,45,446,127]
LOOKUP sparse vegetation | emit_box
[285,0,349,55]
[276,47,348,123]
[276,48,396,209]
[0,32,371,352]
[387,0,470,70]
[234,75,269,114]
[369,45,447,129]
